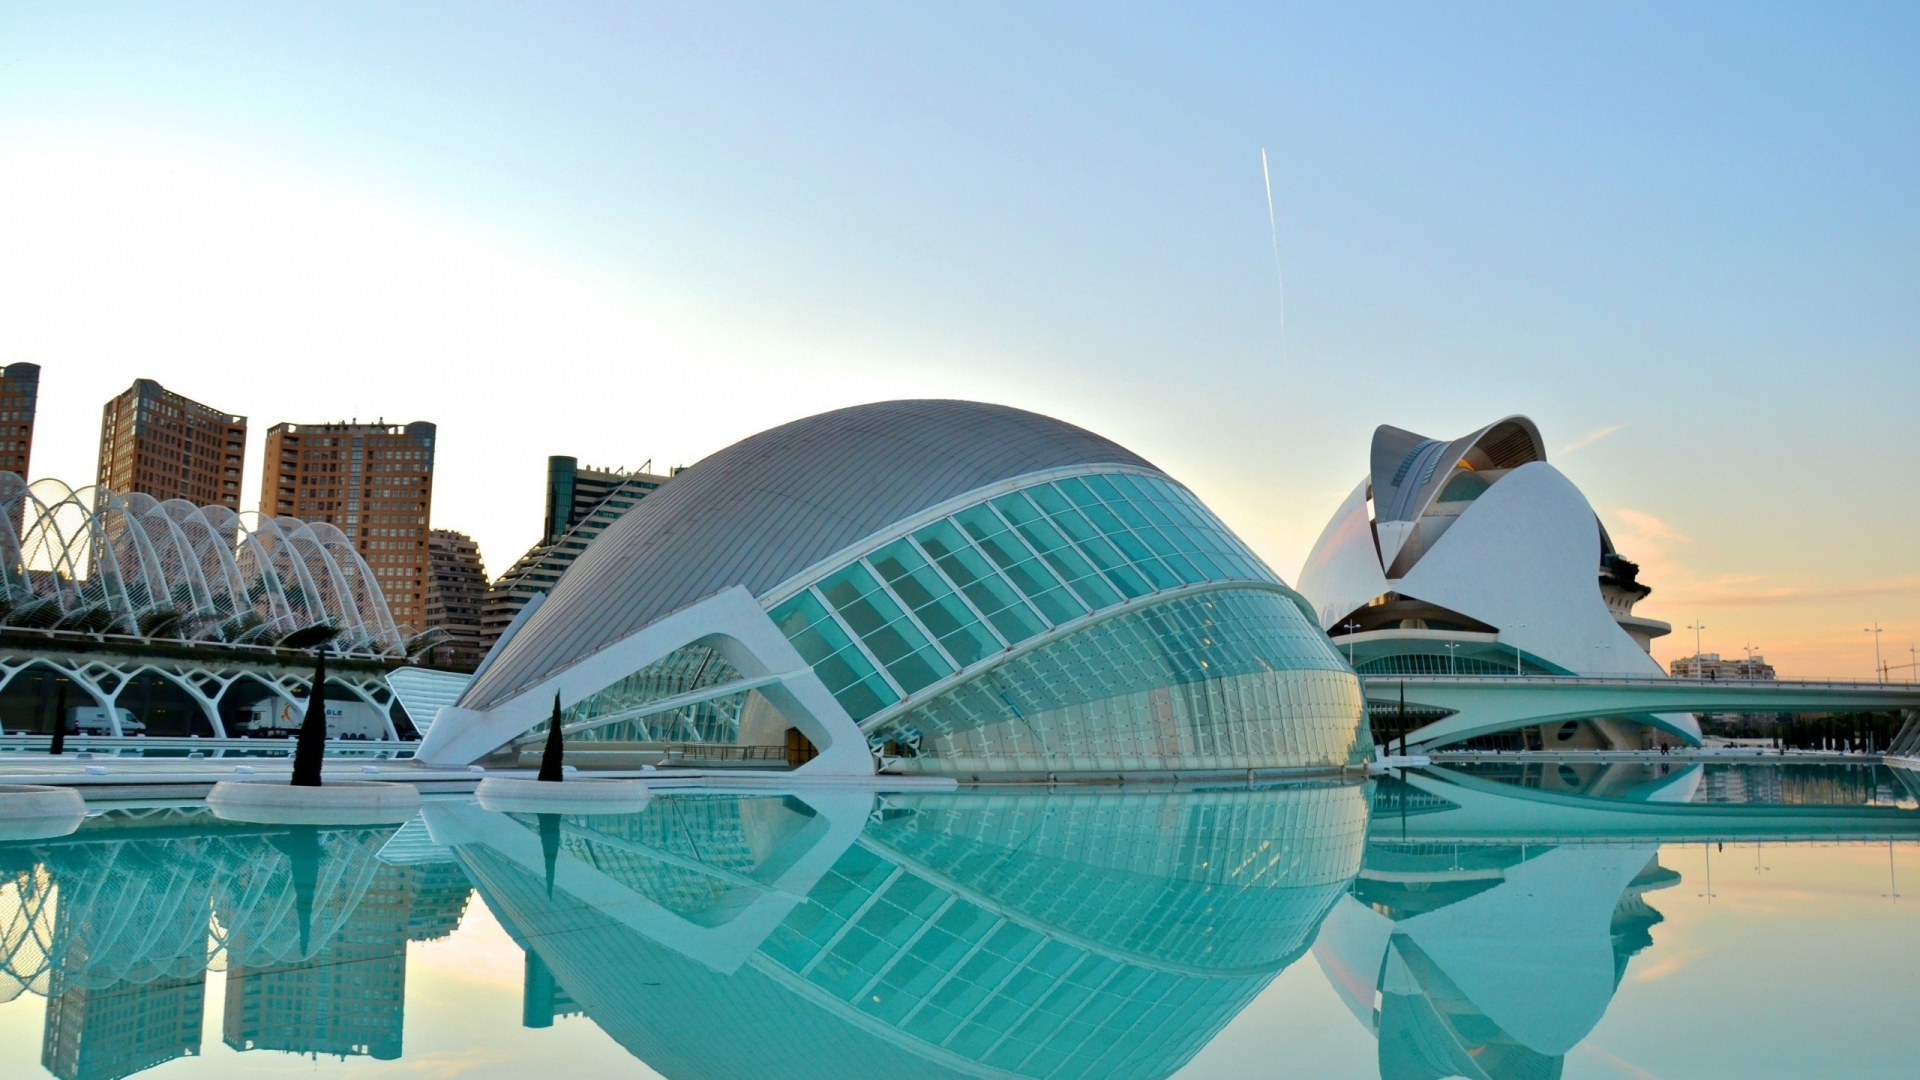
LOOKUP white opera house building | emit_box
[1295,415,1694,750]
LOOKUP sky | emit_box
[0,2,1914,677]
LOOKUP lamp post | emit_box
[1743,643,1758,680]
[1341,619,1361,668]
[1687,621,1707,673]
[1866,623,1885,683]
[1443,641,1460,675]
[1512,622,1526,676]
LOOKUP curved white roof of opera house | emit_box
[461,400,1154,712]
[1297,414,1666,678]
[428,400,1365,775]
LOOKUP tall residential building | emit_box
[480,458,670,652]
[424,529,489,672]
[259,420,436,632]
[0,362,41,478]
[96,379,246,508]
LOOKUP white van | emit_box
[244,697,390,740]
[69,707,146,735]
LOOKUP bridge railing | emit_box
[1358,673,1920,692]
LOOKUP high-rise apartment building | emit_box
[96,379,246,507]
[0,362,41,478]
[481,458,671,652]
[423,529,489,672]
[260,420,436,631]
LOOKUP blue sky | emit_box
[1,3,1915,674]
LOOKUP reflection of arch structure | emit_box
[0,475,404,655]
[421,401,1366,776]
[1297,416,1689,750]
[427,783,1368,1080]
[0,809,401,1003]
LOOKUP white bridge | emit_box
[1361,674,1920,749]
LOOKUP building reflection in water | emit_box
[0,809,471,1079]
[425,782,1370,1080]
[1319,761,1920,1080]
[5,764,1920,1080]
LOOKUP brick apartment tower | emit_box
[259,421,436,632]
[97,380,246,507]
[0,363,40,478]
[424,529,489,672]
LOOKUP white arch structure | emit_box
[0,475,404,656]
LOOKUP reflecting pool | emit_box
[4,763,1920,1079]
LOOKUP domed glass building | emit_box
[419,401,1367,776]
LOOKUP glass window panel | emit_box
[819,563,952,695]
[954,506,1086,625]
[868,541,1003,667]
[992,493,1122,610]
[913,523,1048,644]
[1037,501,1150,599]
[1080,473,1128,505]
[770,590,898,720]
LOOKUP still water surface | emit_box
[3,762,1919,1079]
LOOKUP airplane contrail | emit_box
[1260,148,1286,362]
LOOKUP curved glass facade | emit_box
[767,471,1291,725]
[870,589,1366,773]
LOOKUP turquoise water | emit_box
[3,762,1919,1079]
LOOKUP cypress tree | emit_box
[537,692,565,783]
[291,649,328,787]
[49,679,66,756]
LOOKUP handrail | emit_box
[1361,673,1920,691]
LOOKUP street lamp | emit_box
[1443,641,1461,676]
[1512,621,1526,676]
[1687,621,1707,673]
[1866,623,1885,683]
[1341,619,1361,668]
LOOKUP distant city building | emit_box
[0,362,40,478]
[260,420,437,632]
[424,529,489,672]
[1670,652,1776,680]
[96,379,246,508]
[480,457,670,655]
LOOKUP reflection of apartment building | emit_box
[481,457,671,652]
[220,856,473,1063]
[1669,652,1776,680]
[259,420,437,631]
[0,361,40,478]
[222,860,415,1061]
[40,970,205,1080]
[424,530,490,672]
[97,379,246,508]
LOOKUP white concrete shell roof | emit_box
[1296,416,1661,679]
[460,400,1157,713]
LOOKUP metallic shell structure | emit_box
[421,400,1369,774]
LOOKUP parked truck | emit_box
[243,696,390,739]
[69,707,146,735]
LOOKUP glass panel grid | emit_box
[819,563,954,695]
[770,470,1290,724]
